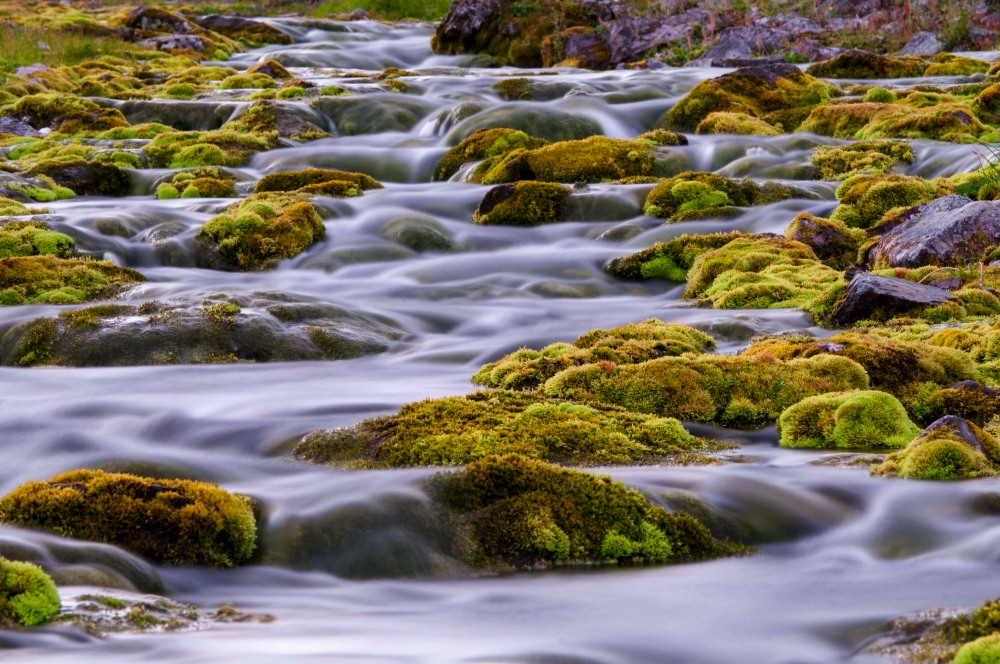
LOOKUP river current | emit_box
[1,18,998,663]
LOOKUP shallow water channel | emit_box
[1,18,998,663]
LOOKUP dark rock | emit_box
[929,277,962,290]
[125,7,197,34]
[949,380,1000,396]
[434,0,504,53]
[111,100,244,131]
[0,116,40,137]
[137,34,207,53]
[348,9,370,20]
[787,214,858,266]
[899,31,942,56]
[829,272,955,325]
[195,15,291,45]
[867,197,1000,268]
[27,161,131,197]
[868,194,972,239]
[922,416,987,453]
[562,29,612,69]
[684,55,786,68]
[700,26,794,61]
[604,17,687,65]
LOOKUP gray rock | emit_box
[13,63,49,77]
[434,0,503,51]
[112,99,245,131]
[700,26,794,61]
[921,416,987,453]
[0,116,40,137]
[137,34,207,53]
[125,7,196,34]
[867,197,1000,268]
[829,272,955,325]
[899,31,942,56]
[446,106,602,144]
[605,17,687,65]
[562,31,612,69]
[196,15,291,44]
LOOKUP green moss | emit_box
[544,352,868,428]
[924,54,990,76]
[945,598,1000,645]
[0,198,35,216]
[636,130,687,146]
[275,86,306,100]
[604,232,746,282]
[811,140,913,179]
[806,52,927,79]
[218,73,277,90]
[0,256,143,307]
[784,212,864,270]
[143,130,276,169]
[434,128,547,181]
[871,417,1000,480]
[800,102,988,142]
[0,469,256,567]
[246,60,291,79]
[472,181,570,226]
[0,558,60,627]
[864,87,896,103]
[197,195,324,270]
[643,172,803,221]
[953,633,1000,664]
[0,93,128,135]
[492,78,534,101]
[830,173,941,229]
[472,319,716,390]
[156,185,180,199]
[0,222,74,259]
[429,454,744,568]
[694,112,780,136]
[777,390,920,449]
[254,168,381,194]
[296,389,722,468]
[474,136,663,185]
[910,383,1000,427]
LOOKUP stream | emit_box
[1,18,998,663]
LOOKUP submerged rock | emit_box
[871,416,1000,480]
[447,107,602,144]
[828,273,957,326]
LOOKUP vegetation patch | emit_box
[777,390,920,449]
[811,140,913,179]
[871,416,1000,480]
[0,256,143,306]
[0,558,60,627]
[643,172,806,221]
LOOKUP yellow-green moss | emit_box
[806,52,927,79]
[475,136,662,185]
[0,94,128,135]
[831,173,941,229]
[784,213,864,270]
[0,221,74,259]
[871,417,1000,480]
[143,130,276,168]
[695,112,781,136]
[924,54,990,77]
[643,172,802,221]
[0,470,256,567]
[778,390,920,449]
[253,168,381,194]
[472,181,570,226]
[434,128,547,181]
[800,102,988,142]
[0,558,60,627]
[0,255,143,306]
[811,140,913,179]
[218,73,276,90]
[604,232,746,282]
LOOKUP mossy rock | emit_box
[447,106,602,144]
[0,557,60,627]
[544,352,869,428]
[143,130,276,169]
[197,195,325,270]
[311,96,436,136]
[0,198,37,216]
[0,94,128,135]
[871,416,1000,480]
[663,63,839,133]
[0,470,256,567]
[0,256,144,307]
[643,172,808,221]
[379,215,454,252]
[695,112,781,136]
[474,136,670,185]
[254,168,381,194]
[296,390,723,468]
[25,159,131,197]
[246,59,292,79]
[831,173,941,229]
[0,221,74,259]
[429,454,746,569]
[806,51,927,79]
[472,319,716,390]
[784,213,863,270]
[811,140,913,180]
[910,381,1000,427]
[434,128,547,181]
[777,390,920,449]
[221,100,329,142]
[472,181,571,226]
[800,102,987,142]
[923,54,990,77]
[604,232,747,282]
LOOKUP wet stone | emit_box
[829,273,955,326]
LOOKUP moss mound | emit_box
[197,195,324,270]
[604,232,746,282]
[472,319,716,390]
[871,416,1000,480]
[253,168,381,194]
[429,454,744,568]
[0,469,256,566]
[156,168,239,199]
[777,390,920,449]
[953,633,1000,664]
[0,558,60,627]
[143,130,276,168]
[695,112,782,136]
[0,256,143,306]
[811,140,913,179]
[474,136,664,184]
[806,52,927,79]
[296,390,721,468]
[800,102,988,142]
[643,172,804,221]
[472,181,570,226]
[830,173,941,229]
[435,128,548,181]
[0,222,74,259]
[0,93,128,135]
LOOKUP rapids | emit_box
[1,18,998,663]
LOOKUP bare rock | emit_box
[829,272,955,325]
[899,31,942,56]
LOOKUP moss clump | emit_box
[0,558,60,627]
[218,73,276,90]
[0,222,74,259]
[800,102,988,142]
[777,390,920,449]
[434,128,547,181]
[474,136,663,185]
[945,597,1000,646]
[694,112,781,136]
[544,353,868,428]
[643,172,803,221]
[864,87,896,103]
[604,232,746,282]
[429,454,744,568]
[871,417,1000,480]
[806,52,927,79]
[472,181,570,226]
[664,63,839,132]
[197,196,324,270]
[0,94,128,135]
[953,633,1000,664]
[784,213,864,270]
[472,319,716,390]
[253,168,381,194]
[296,390,722,468]
[0,256,143,306]
[910,382,1000,427]
[143,130,276,169]
[0,199,35,216]
[246,59,291,79]
[636,130,687,146]
[811,140,913,179]
[0,470,256,567]
[830,173,941,229]
[157,177,236,199]
[924,54,990,77]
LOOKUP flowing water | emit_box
[1,19,998,663]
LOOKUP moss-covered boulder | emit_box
[24,159,131,197]
[871,416,1000,480]
[0,222,74,259]
[911,381,1000,427]
[0,470,256,566]
[830,173,942,229]
[221,100,329,142]
[143,129,276,168]
[197,195,324,270]
[811,140,913,180]
[0,256,143,306]
[435,128,547,181]
[604,232,747,282]
[643,172,807,221]
[806,51,927,79]
[694,112,782,136]
[0,558,60,627]
[472,319,716,390]
[784,213,863,270]
[472,181,571,226]
[296,390,722,468]
[777,390,920,449]
[429,454,744,569]
[155,167,239,199]
[0,94,128,135]
[253,168,381,195]
[379,215,455,252]
[663,63,839,133]
[800,102,988,142]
